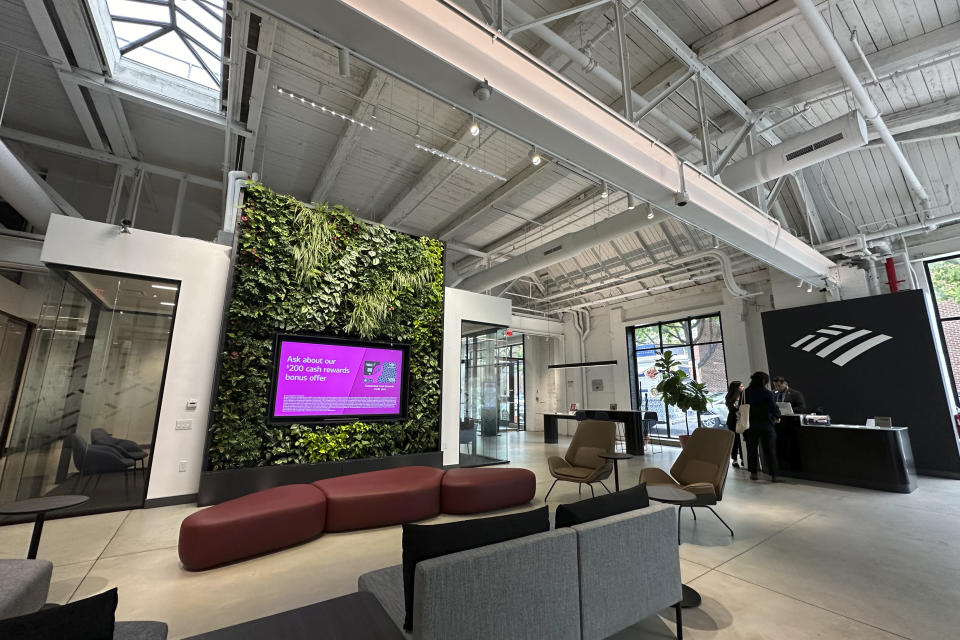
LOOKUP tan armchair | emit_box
[639,427,735,537]
[544,420,616,502]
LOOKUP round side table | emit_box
[0,495,90,559]
[597,452,632,491]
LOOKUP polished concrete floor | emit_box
[1,431,957,639]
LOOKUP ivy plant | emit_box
[207,183,444,470]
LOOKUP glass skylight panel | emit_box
[107,0,224,89]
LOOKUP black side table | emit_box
[0,495,89,559]
[597,452,632,491]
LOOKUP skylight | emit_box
[107,0,224,89]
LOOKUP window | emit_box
[626,314,728,438]
[925,256,960,404]
[107,0,224,89]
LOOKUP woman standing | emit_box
[743,371,782,482]
[724,381,744,468]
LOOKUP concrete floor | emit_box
[1,431,957,639]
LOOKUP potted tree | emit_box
[654,350,710,447]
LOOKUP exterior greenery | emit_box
[207,183,444,470]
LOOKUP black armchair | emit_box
[65,434,135,491]
[90,428,148,471]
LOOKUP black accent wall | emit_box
[762,290,960,477]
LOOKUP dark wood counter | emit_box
[543,410,645,454]
[775,416,917,493]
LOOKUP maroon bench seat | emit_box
[441,467,537,514]
[178,484,326,571]
[313,466,445,532]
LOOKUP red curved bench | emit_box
[313,466,445,532]
[178,466,537,570]
[441,467,536,514]
[179,483,326,571]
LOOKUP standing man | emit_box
[773,376,806,413]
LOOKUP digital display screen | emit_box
[268,335,409,423]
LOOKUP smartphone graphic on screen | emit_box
[363,361,382,382]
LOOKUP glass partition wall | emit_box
[0,269,178,519]
[460,322,526,464]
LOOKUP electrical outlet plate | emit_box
[175,419,192,430]
[178,460,187,472]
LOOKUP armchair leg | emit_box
[599,480,611,494]
[691,507,697,521]
[674,603,683,640]
[589,483,595,498]
[544,479,559,502]
[706,506,735,537]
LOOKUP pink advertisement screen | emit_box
[272,339,405,419]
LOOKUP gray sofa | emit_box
[0,559,167,639]
[359,503,682,640]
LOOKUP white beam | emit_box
[22,1,105,151]
[1,128,221,190]
[310,69,388,204]
[866,95,960,142]
[240,15,278,171]
[431,160,550,240]
[748,20,960,110]
[380,118,479,226]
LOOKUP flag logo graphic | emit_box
[790,324,892,367]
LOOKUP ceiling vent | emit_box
[721,111,867,193]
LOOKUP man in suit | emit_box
[773,376,806,413]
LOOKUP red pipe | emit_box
[885,257,898,293]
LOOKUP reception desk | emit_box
[543,410,645,454]
[775,416,917,493]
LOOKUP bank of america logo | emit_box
[790,324,892,367]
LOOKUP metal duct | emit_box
[720,112,867,192]
[458,203,658,292]
[0,140,62,231]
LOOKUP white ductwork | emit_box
[223,170,252,233]
[458,204,658,292]
[0,140,63,231]
[721,112,868,192]
[704,249,751,297]
[794,0,931,210]
[818,210,960,257]
[502,1,699,147]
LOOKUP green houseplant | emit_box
[654,350,710,446]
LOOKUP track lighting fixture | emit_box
[807,284,814,293]
[600,181,609,198]
[469,119,480,137]
[529,147,542,166]
[627,194,637,210]
[797,279,804,288]
[646,209,655,220]
[275,86,375,131]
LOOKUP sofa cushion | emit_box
[0,587,117,640]
[313,466,445,532]
[554,483,649,528]
[113,621,168,640]
[178,484,327,570]
[440,467,536,514]
[0,559,53,620]
[401,506,549,631]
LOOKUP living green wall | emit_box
[207,183,444,470]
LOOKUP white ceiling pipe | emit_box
[502,1,700,147]
[458,203,659,291]
[817,209,960,256]
[794,0,931,210]
[0,140,63,232]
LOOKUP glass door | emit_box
[0,312,31,459]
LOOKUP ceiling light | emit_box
[151,284,178,291]
[600,181,609,199]
[275,86,375,131]
[415,143,507,181]
[796,279,804,288]
[646,209,655,220]
[627,194,637,210]
[529,148,542,166]
[806,285,813,293]
[469,119,480,136]
[160,302,176,306]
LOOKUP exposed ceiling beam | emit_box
[866,95,960,142]
[379,118,480,226]
[1,128,221,190]
[747,20,960,111]
[22,2,106,151]
[528,3,609,68]
[430,160,551,240]
[692,0,831,65]
[608,59,687,115]
[240,15,278,171]
[865,120,960,148]
[310,69,388,204]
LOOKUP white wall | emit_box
[441,288,511,465]
[40,215,231,500]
